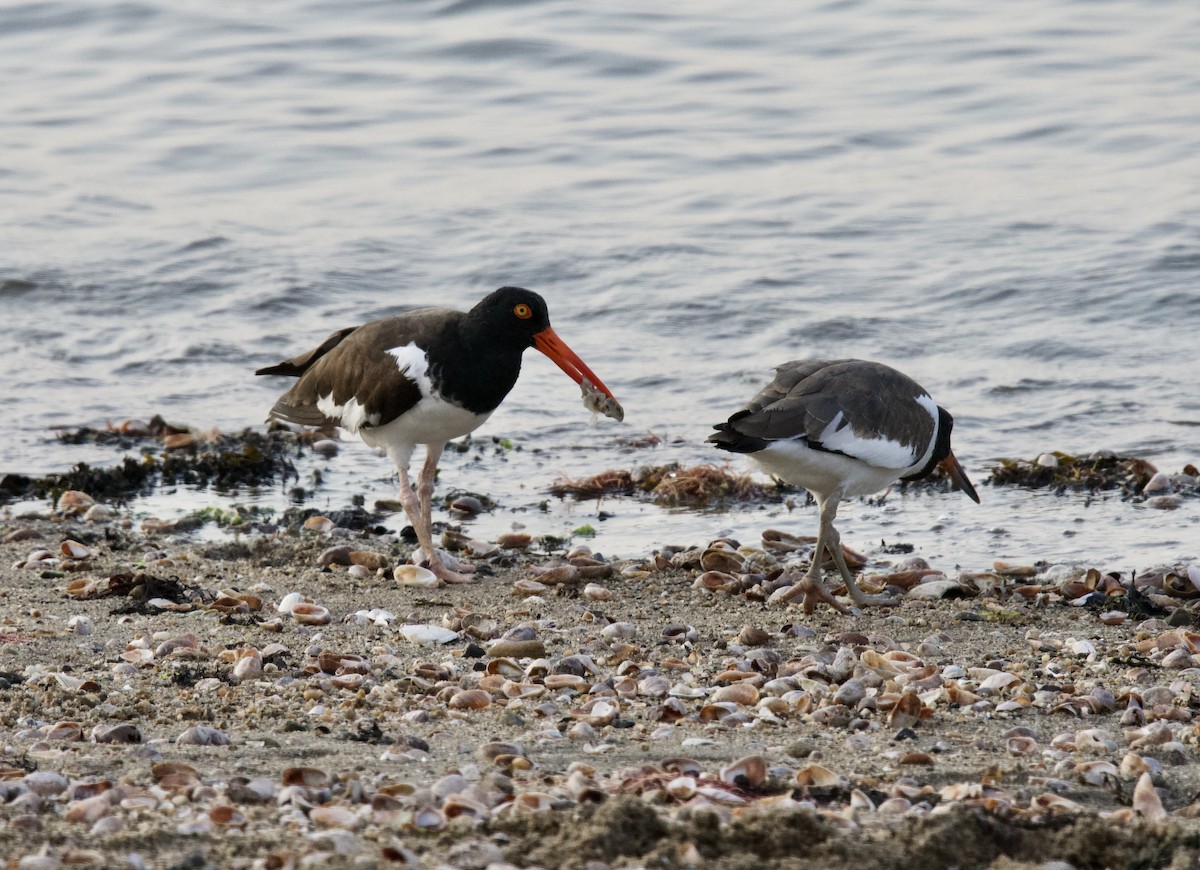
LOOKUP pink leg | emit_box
[774,495,897,614]
[412,443,475,584]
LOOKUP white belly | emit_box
[751,439,909,500]
[360,396,490,460]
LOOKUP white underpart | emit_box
[360,401,491,469]
[316,393,379,433]
[751,392,940,500]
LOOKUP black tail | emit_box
[707,416,770,454]
[255,326,358,378]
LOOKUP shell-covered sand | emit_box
[3,487,1200,869]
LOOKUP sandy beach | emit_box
[2,449,1199,869]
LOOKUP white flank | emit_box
[316,394,378,433]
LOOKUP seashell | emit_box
[458,612,498,639]
[291,603,331,625]
[176,725,231,746]
[66,794,113,824]
[208,805,246,827]
[906,579,973,600]
[583,583,611,601]
[849,789,875,811]
[282,767,331,789]
[737,625,771,647]
[398,623,459,645]
[67,615,93,636]
[310,805,363,830]
[720,755,766,790]
[60,540,91,559]
[534,565,579,586]
[348,550,388,570]
[899,752,934,766]
[512,579,548,596]
[1132,772,1166,821]
[979,672,1020,693]
[712,683,758,706]
[545,674,588,691]
[889,692,923,730]
[1007,735,1038,756]
[479,741,524,763]
[303,515,334,532]
[276,592,306,614]
[57,490,96,515]
[666,775,697,800]
[1146,495,1182,510]
[1075,728,1117,753]
[662,624,697,644]
[993,561,1037,577]
[570,698,619,726]
[486,638,546,658]
[497,532,532,550]
[1075,760,1119,786]
[701,548,745,573]
[83,503,114,522]
[795,764,842,788]
[23,771,68,797]
[1031,792,1084,814]
[92,724,141,744]
[448,689,492,710]
[693,571,737,593]
[413,805,446,830]
[1099,610,1128,626]
[600,622,637,640]
[1035,452,1059,468]
[393,564,440,588]
[311,439,339,458]
[232,648,263,682]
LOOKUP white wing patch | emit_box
[387,343,434,395]
[815,392,939,472]
[316,394,380,433]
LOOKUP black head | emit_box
[466,286,552,349]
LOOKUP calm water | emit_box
[2,1,1198,569]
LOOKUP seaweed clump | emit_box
[986,452,1194,498]
[550,463,775,508]
[4,420,300,504]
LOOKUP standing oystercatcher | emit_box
[257,286,623,583]
[709,359,978,614]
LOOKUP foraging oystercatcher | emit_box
[709,359,979,614]
[256,286,622,583]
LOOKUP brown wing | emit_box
[257,309,455,430]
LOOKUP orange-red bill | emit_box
[533,327,616,398]
[940,452,980,503]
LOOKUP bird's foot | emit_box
[769,572,851,615]
[845,586,900,610]
[417,548,477,585]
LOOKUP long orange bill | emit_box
[533,326,616,398]
[940,452,981,503]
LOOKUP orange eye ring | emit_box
[513,303,532,319]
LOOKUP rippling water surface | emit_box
[3,1,1198,567]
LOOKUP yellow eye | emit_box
[513,303,532,319]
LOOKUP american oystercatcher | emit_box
[708,359,979,614]
[257,286,623,583]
